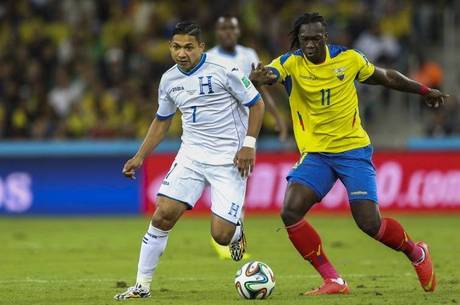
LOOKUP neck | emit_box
[308,46,327,64]
[181,54,203,72]
[219,45,236,54]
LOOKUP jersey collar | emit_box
[177,53,207,76]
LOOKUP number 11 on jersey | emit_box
[321,89,331,106]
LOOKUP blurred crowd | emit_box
[0,0,457,140]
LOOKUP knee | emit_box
[211,229,234,246]
[151,209,176,231]
[280,204,303,226]
[356,217,381,237]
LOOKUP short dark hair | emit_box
[171,21,202,41]
[289,13,327,49]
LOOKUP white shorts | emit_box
[157,155,246,224]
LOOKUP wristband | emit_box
[419,85,430,95]
[242,136,256,149]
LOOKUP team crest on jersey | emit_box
[334,67,345,81]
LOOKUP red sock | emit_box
[286,219,340,280]
[374,218,424,263]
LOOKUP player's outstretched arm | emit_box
[234,98,265,178]
[122,117,173,179]
[364,66,449,108]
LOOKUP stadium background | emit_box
[0,0,459,215]
[0,1,459,304]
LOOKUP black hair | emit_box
[171,21,202,41]
[289,13,327,49]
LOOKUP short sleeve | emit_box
[353,50,376,82]
[267,55,289,83]
[225,66,261,107]
[156,78,177,120]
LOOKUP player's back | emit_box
[157,53,261,165]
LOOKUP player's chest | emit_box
[296,61,356,90]
[167,75,225,107]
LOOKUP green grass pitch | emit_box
[1,215,459,305]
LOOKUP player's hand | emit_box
[122,156,143,179]
[424,89,449,108]
[234,147,255,178]
[249,63,277,87]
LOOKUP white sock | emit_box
[136,224,170,289]
[230,222,242,244]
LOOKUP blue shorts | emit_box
[287,145,378,203]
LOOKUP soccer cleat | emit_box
[229,221,247,261]
[302,278,350,296]
[413,242,436,292]
[114,284,151,300]
[212,237,251,260]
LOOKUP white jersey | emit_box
[207,44,259,77]
[156,53,261,165]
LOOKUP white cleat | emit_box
[114,284,151,300]
[229,221,247,261]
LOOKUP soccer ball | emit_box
[234,261,275,299]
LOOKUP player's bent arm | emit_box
[134,117,173,161]
[234,98,265,178]
[363,66,427,94]
[122,117,173,179]
[246,98,265,139]
[364,67,449,108]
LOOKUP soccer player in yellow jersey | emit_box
[250,13,448,296]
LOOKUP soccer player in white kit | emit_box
[208,15,288,141]
[207,15,288,260]
[114,21,265,300]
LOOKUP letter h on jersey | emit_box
[198,76,214,95]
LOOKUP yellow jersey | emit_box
[268,45,375,153]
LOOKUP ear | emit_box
[199,42,205,51]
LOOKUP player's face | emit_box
[298,22,328,63]
[215,17,240,49]
[170,34,205,71]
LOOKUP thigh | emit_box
[207,164,246,225]
[286,152,337,200]
[157,156,207,209]
[332,146,378,203]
